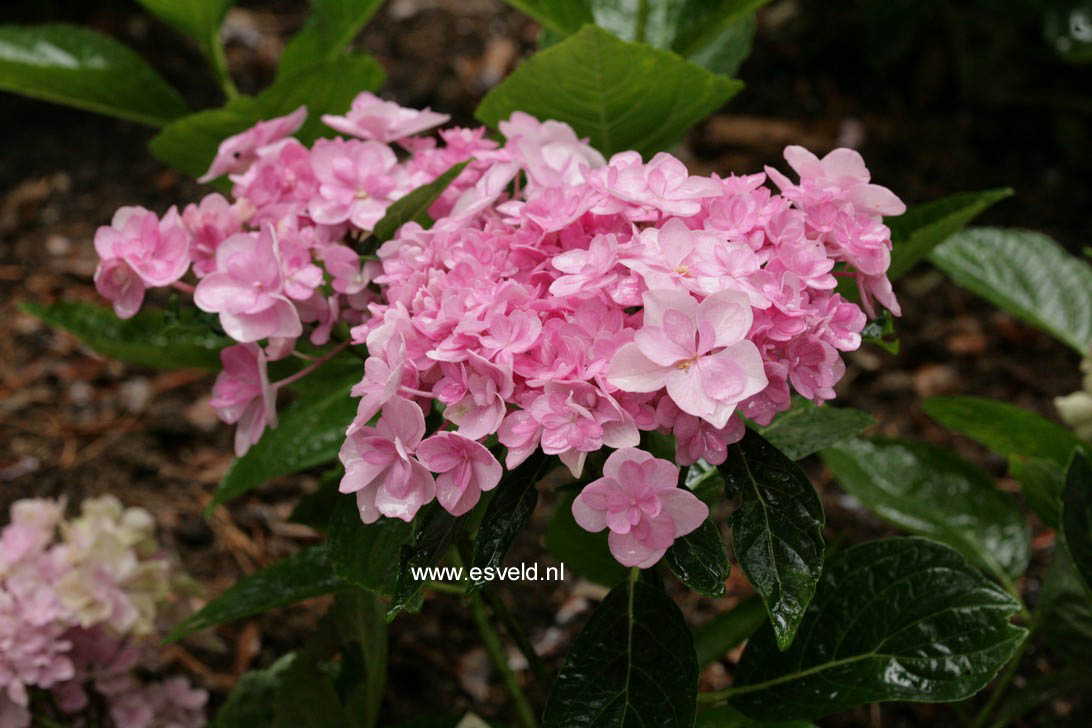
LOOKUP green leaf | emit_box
[685,460,725,504]
[372,161,470,242]
[503,0,594,36]
[859,310,899,354]
[684,13,756,77]
[664,518,730,597]
[822,438,1030,582]
[695,705,815,728]
[545,490,629,587]
[586,0,765,51]
[134,0,234,57]
[289,468,343,532]
[277,0,384,78]
[149,54,385,178]
[328,498,413,596]
[693,597,766,667]
[923,395,1081,466]
[754,398,875,461]
[169,545,348,640]
[388,504,467,620]
[1008,454,1066,528]
[542,574,698,728]
[1041,544,1092,663]
[1062,452,1092,592]
[330,589,387,728]
[476,25,742,157]
[930,227,1092,353]
[468,452,549,594]
[211,653,297,728]
[0,24,187,126]
[727,538,1027,721]
[886,188,1012,279]
[20,300,226,370]
[720,429,825,650]
[272,660,351,728]
[211,365,359,509]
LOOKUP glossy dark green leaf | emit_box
[468,452,549,594]
[330,589,387,728]
[135,0,234,57]
[1041,544,1092,663]
[0,24,187,126]
[169,545,348,640]
[822,438,1030,581]
[328,498,414,596]
[277,0,384,78]
[20,300,226,370]
[923,395,1081,466]
[886,188,1012,279]
[476,25,742,157]
[211,366,359,509]
[728,538,1027,721]
[543,575,698,728]
[664,518,730,597]
[720,429,825,650]
[545,490,629,587]
[755,398,875,461]
[693,597,766,667]
[695,705,815,728]
[502,0,593,35]
[388,504,467,620]
[149,55,384,177]
[1008,454,1066,528]
[372,161,470,242]
[1062,452,1092,592]
[930,227,1092,353]
[685,460,724,504]
[211,653,297,728]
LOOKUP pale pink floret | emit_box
[193,226,303,342]
[182,193,243,277]
[591,151,721,218]
[198,105,307,183]
[209,343,277,456]
[436,353,514,440]
[93,206,190,286]
[416,432,502,516]
[350,334,410,428]
[308,137,402,230]
[499,111,605,189]
[571,447,708,568]
[607,289,768,429]
[338,396,435,523]
[766,145,906,218]
[94,258,146,320]
[321,91,450,143]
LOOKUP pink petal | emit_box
[659,489,709,537]
[606,343,670,393]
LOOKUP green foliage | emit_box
[1008,454,1067,528]
[0,24,188,126]
[372,161,470,241]
[695,705,815,728]
[211,365,360,509]
[476,25,742,157]
[387,504,467,620]
[543,575,698,728]
[720,429,825,650]
[503,0,594,36]
[211,653,297,727]
[664,518,730,597]
[728,538,1027,721]
[134,0,234,61]
[755,398,875,461]
[1041,544,1092,664]
[20,300,226,370]
[886,188,1013,279]
[693,597,766,667]
[1061,452,1092,592]
[930,227,1092,353]
[823,438,1030,582]
[169,545,348,640]
[328,498,414,595]
[150,55,385,178]
[545,490,629,587]
[277,0,385,78]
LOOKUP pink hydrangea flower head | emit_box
[198,105,307,182]
[571,447,708,568]
[308,137,402,230]
[416,432,502,516]
[322,91,450,143]
[209,343,277,456]
[338,396,435,523]
[607,289,768,428]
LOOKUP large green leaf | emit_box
[923,395,1081,466]
[664,518,730,598]
[1041,544,1092,663]
[1008,454,1066,528]
[169,545,348,640]
[0,24,187,126]
[211,366,360,509]
[387,504,467,620]
[930,227,1092,353]
[684,13,756,77]
[545,490,629,587]
[754,398,875,461]
[542,575,698,728]
[720,429,825,650]
[726,538,1027,721]
[20,300,226,370]
[503,1,594,36]
[886,188,1012,279]
[693,597,766,667]
[149,54,385,177]
[476,25,742,157]
[277,0,384,78]
[589,0,766,53]
[1062,452,1092,592]
[328,498,413,596]
[211,653,297,728]
[134,0,234,57]
[468,452,549,594]
[822,438,1030,582]
[372,161,470,242]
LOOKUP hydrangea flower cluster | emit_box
[91,92,903,568]
[0,496,206,728]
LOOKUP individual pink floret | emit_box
[209,343,277,457]
[198,105,307,183]
[416,432,502,516]
[322,91,450,143]
[498,111,606,189]
[182,193,243,277]
[571,447,708,568]
[308,137,403,230]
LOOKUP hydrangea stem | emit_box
[273,340,349,389]
[469,590,539,728]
